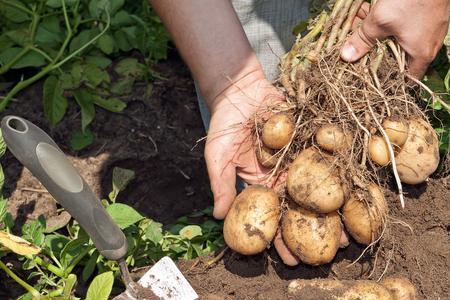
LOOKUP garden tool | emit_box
[1,115,198,300]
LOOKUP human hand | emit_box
[340,0,450,78]
[204,70,304,265]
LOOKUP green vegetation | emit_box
[0,0,169,150]
[0,148,224,299]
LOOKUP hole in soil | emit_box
[7,117,28,133]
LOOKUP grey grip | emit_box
[1,116,128,261]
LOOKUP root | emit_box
[365,82,405,208]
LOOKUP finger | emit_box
[273,230,300,266]
[339,228,350,248]
[356,2,370,19]
[205,148,237,220]
[341,10,390,62]
[351,16,363,31]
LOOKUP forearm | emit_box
[149,0,263,110]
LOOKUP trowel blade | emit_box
[113,256,198,300]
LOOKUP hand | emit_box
[340,0,450,78]
[204,70,302,265]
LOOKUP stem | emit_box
[326,0,353,51]
[31,256,65,278]
[30,47,53,62]
[338,0,365,43]
[0,260,41,298]
[53,11,110,68]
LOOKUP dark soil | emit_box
[1,52,450,299]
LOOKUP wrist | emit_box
[200,55,267,113]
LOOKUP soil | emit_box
[1,51,450,299]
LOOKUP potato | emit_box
[262,113,294,149]
[316,124,351,153]
[342,281,394,300]
[381,277,418,300]
[395,118,439,184]
[382,119,409,147]
[256,145,278,168]
[287,147,345,213]
[342,184,388,245]
[369,136,390,166]
[282,204,342,265]
[223,185,280,255]
[288,279,393,300]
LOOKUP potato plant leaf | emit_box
[0,0,30,23]
[109,167,135,202]
[74,90,96,132]
[93,96,127,113]
[70,128,94,151]
[179,225,202,240]
[86,271,114,300]
[144,219,163,244]
[97,34,115,55]
[106,203,144,229]
[43,76,68,125]
[0,231,41,255]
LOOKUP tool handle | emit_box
[1,116,128,260]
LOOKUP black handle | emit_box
[1,116,128,261]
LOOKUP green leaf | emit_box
[0,34,14,53]
[97,34,115,55]
[21,217,46,246]
[445,69,450,92]
[46,0,77,8]
[109,167,135,202]
[144,220,163,244]
[0,165,5,193]
[110,77,135,95]
[0,130,6,157]
[60,237,88,269]
[84,64,110,87]
[69,29,98,54]
[73,90,96,131]
[85,56,112,69]
[0,47,46,69]
[59,72,80,90]
[86,271,114,300]
[43,76,68,125]
[44,234,70,257]
[115,58,146,78]
[179,225,202,240]
[82,251,99,281]
[70,129,94,151]
[292,21,309,36]
[5,28,29,46]
[94,96,126,113]
[106,203,144,229]
[35,16,63,46]
[0,0,30,23]
[111,10,134,27]
[113,30,132,52]
[0,197,7,223]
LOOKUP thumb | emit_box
[205,149,237,220]
[341,12,390,62]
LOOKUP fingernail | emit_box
[341,43,357,62]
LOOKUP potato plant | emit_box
[0,0,170,150]
[0,164,224,299]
